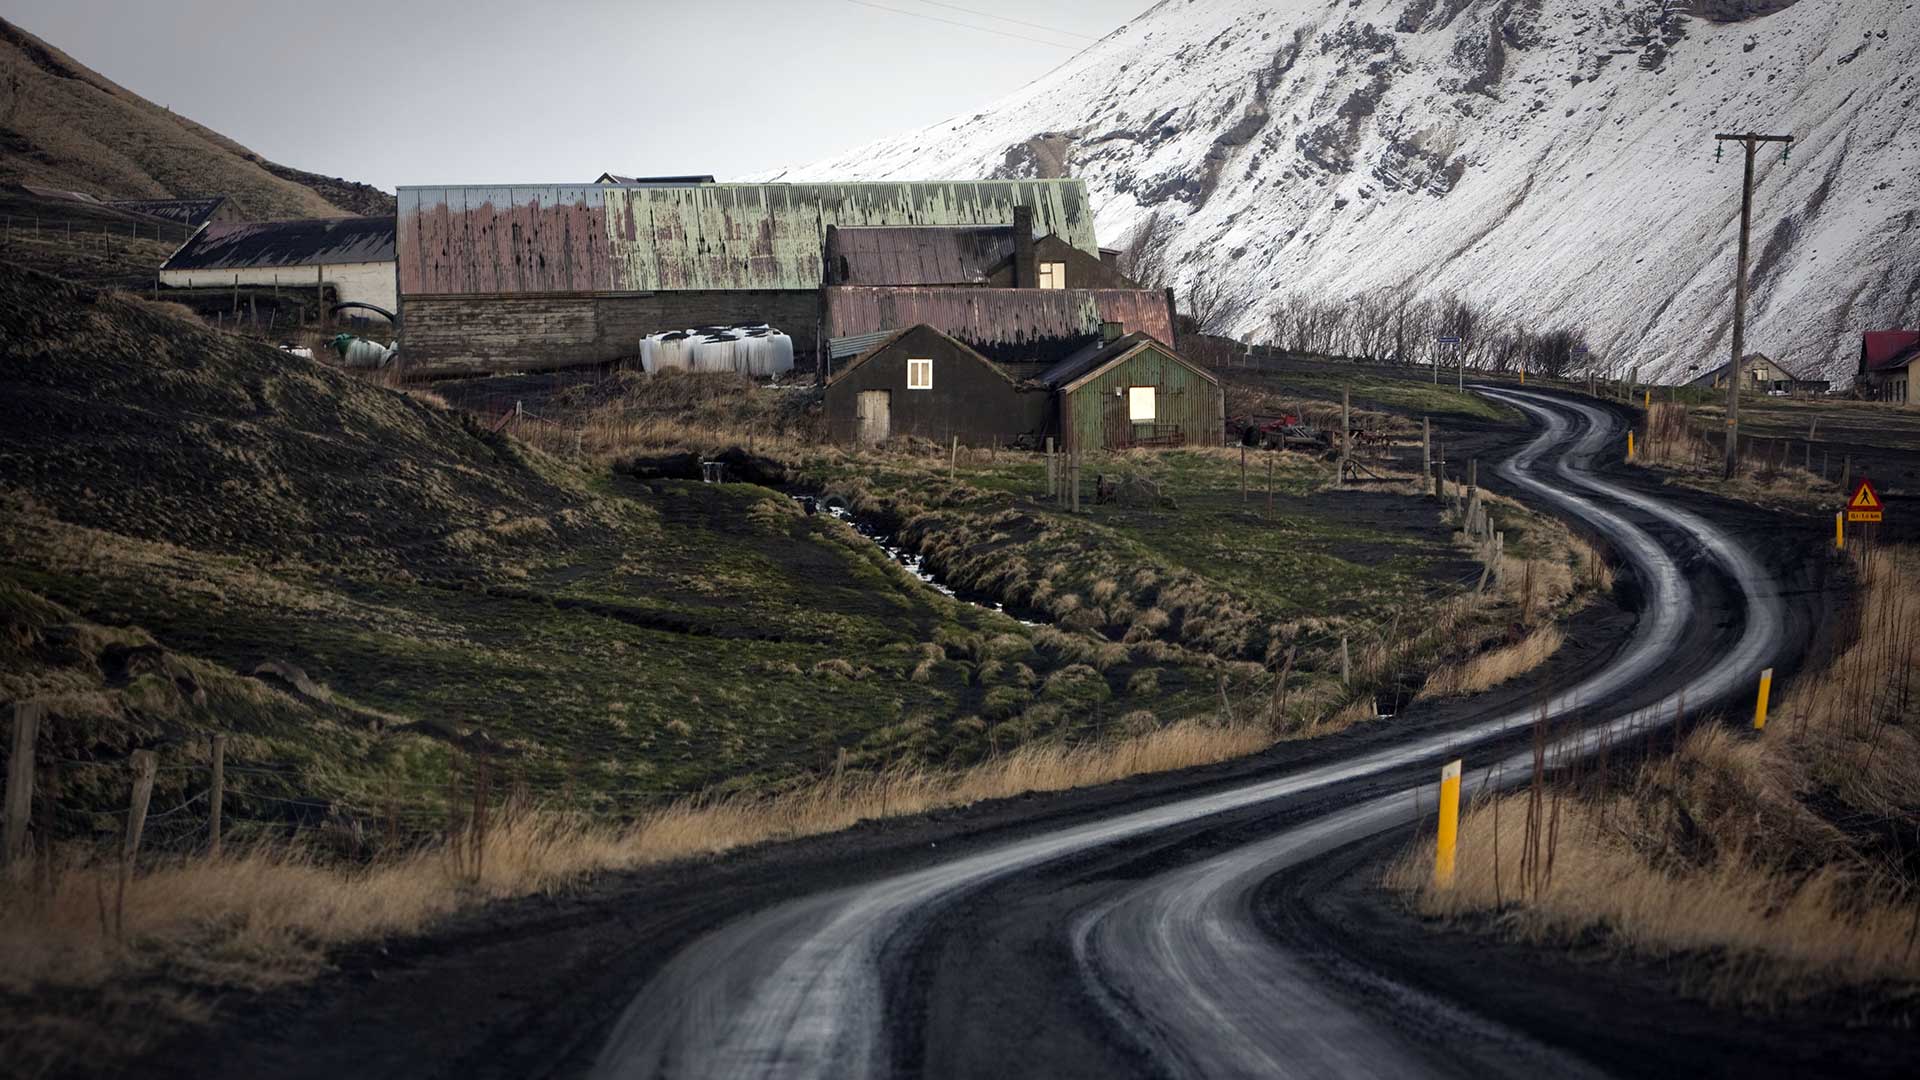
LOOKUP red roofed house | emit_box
[1860,331,1918,404]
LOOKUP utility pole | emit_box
[1715,131,1793,480]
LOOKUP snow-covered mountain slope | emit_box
[766,0,1919,384]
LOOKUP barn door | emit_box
[1103,390,1128,449]
[857,389,891,444]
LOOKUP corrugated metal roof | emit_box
[106,196,227,228]
[161,216,396,271]
[395,180,1096,295]
[1038,333,1140,388]
[595,173,715,185]
[827,225,1016,286]
[1044,332,1215,392]
[1864,332,1920,372]
[823,287,1174,361]
[829,328,902,360]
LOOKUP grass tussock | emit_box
[0,711,1276,1064]
[1390,543,1920,1004]
[1637,402,1841,511]
[1416,623,1566,699]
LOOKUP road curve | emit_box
[592,390,1789,1079]
[1067,389,1787,1078]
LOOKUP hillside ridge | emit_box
[0,17,393,219]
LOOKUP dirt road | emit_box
[152,390,1868,1079]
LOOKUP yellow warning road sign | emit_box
[1847,478,1883,523]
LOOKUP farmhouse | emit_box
[825,324,1220,451]
[823,285,1177,372]
[392,179,1102,377]
[824,205,1139,290]
[826,324,1051,445]
[1044,331,1222,452]
[1860,331,1917,403]
[1685,353,1827,395]
[159,215,397,312]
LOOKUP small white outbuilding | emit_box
[159,216,397,313]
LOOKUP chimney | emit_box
[1100,320,1123,344]
[1013,205,1036,288]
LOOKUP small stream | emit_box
[791,494,1041,625]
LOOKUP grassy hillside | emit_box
[0,18,392,218]
[0,264,1244,836]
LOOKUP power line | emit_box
[909,0,1098,40]
[841,0,1079,49]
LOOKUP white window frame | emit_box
[907,358,933,390]
[1128,385,1156,422]
[1037,262,1067,289]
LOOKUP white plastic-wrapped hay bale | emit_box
[641,330,697,373]
[736,329,795,377]
[691,332,741,373]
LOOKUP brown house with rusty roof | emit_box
[825,324,1221,451]
[825,206,1140,292]
[825,324,1053,446]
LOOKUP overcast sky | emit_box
[8,0,1148,191]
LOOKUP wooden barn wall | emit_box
[1061,345,1222,453]
[399,291,821,377]
[396,181,1096,296]
[825,326,1051,446]
[822,287,1175,365]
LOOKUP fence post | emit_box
[124,750,157,864]
[208,734,227,857]
[1240,444,1247,502]
[1340,636,1351,686]
[1752,668,1774,730]
[5,702,42,873]
[1045,437,1056,500]
[1434,759,1462,888]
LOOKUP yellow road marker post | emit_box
[1753,667,1774,731]
[1626,431,1635,460]
[1835,511,1845,550]
[1644,390,1651,409]
[1435,759,1462,888]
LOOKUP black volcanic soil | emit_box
[123,391,1895,1080]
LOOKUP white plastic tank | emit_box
[736,330,795,377]
[640,330,697,373]
[691,332,741,373]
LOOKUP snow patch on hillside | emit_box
[765,0,1920,385]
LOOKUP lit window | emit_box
[907,358,932,390]
[1037,262,1067,289]
[1128,385,1156,422]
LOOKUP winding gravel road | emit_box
[592,390,1791,1079]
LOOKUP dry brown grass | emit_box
[1391,544,1920,1003]
[1637,402,1842,511]
[1416,623,1566,699]
[0,711,1277,1064]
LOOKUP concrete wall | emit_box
[399,290,822,377]
[160,260,396,312]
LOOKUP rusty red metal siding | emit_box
[823,287,1174,357]
[398,186,610,295]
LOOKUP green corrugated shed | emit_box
[1054,336,1223,452]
